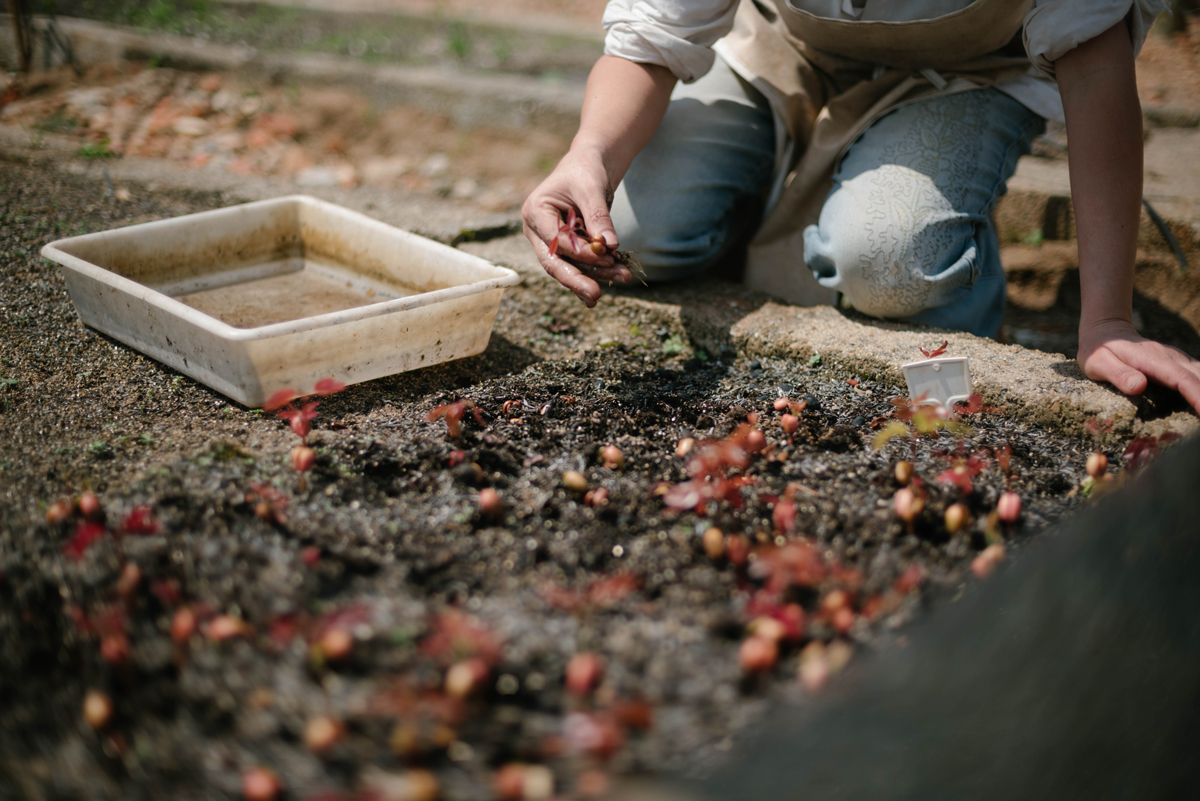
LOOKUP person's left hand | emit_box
[1078,318,1200,413]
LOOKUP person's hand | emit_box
[1078,318,1200,413]
[522,147,633,308]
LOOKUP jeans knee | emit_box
[612,190,732,282]
[805,173,980,319]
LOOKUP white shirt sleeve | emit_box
[1023,0,1168,78]
[602,0,742,83]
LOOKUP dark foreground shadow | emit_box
[628,434,1200,801]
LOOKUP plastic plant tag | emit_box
[901,357,973,407]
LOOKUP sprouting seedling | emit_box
[264,378,346,490]
[936,450,989,497]
[919,340,949,358]
[427,399,485,440]
[551,207,647,283]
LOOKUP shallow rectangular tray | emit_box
[42,195,522,407]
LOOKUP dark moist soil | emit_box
[1,155,1112,800]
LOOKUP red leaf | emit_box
[586,573,641,607]
[121,506,159,535]
[313,378,347,397]
[772,497,797,535]
[63,522,106,561]
[264,388,299,411]
[420,610,502,667]
[919,340,949,358]
[277,401,319,440]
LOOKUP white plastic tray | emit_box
[42,196,522,407]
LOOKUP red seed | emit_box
[83,689,114,730]
[997,492,1022,524]
[944,503,969,535]
[702,527,725,560]
[242,767,281,801]
[675,438,695,458]
[599,445,625,470]
[115,562,141,598]
[319,627,353,662]
[971,543,1006,579]
[894,461,914,486]
[207,615,250,642]
[746,429,767,453]
[780,414,799,435]
[831,607,855,635]
[46,498,73,524]
[726,535,749,567]
[584,487,609,508]
[478,487,504,520]
[100,633,131,666]
[300,545,321,567]
[1086,452,1108,479]
[494,764,526,801]
[304,715,344,754]
[739,635,778,673]
[566,652,604,698]
[774,397,790,411]
[291,445,315,473]
[171,607,197,645]
[445,657,490,699]
[78,492,102,519]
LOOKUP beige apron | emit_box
[718,0,1036,305]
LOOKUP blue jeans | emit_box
[610,56,1046,338]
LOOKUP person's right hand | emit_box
[522,147,634,308]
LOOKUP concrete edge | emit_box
[729,303,1199,444]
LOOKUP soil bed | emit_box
[0,156,1133,799]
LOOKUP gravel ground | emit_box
[0,154,1144,800]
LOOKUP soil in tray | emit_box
[173,259,409,328]
[0,160,1162,800]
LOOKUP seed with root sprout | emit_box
[1086,452,1108,479]
[893,488,924,523]
[304,715,345,754]
[972,543,1006,578]
[566,652,604,697]
[997,492,1022,524]
[83,689,113,730]
[599,445,625,470]
[242,767,281,801]
[562,471,588,492]
[944,503,969,534]
[740,635,778,673]
[702,527,725,560]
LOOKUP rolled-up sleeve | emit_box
[602,0,741,83]
[1024,0,1168,78]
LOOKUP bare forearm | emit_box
[573,55,678,188]
[1056,21,1143,329]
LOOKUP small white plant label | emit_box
[901,357,973,407]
